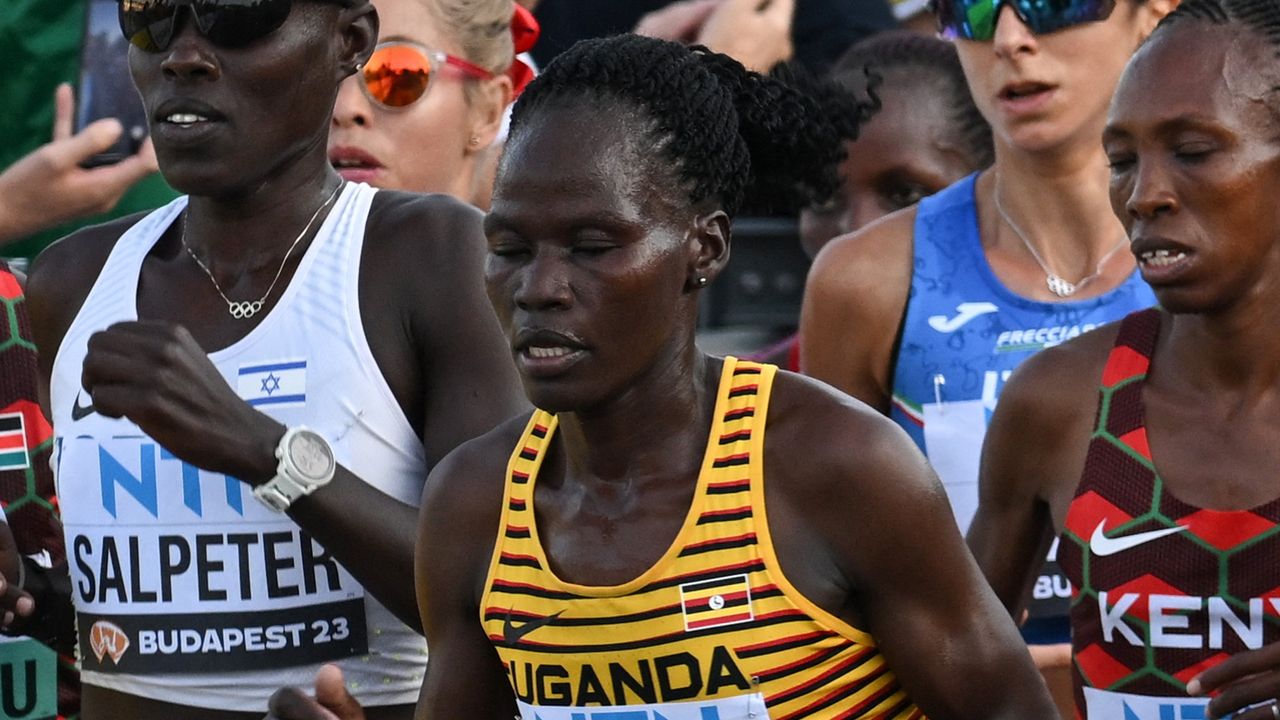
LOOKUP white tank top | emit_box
[50,183,428,711]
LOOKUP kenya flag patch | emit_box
[0,412,29,470]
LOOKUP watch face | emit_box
[290,432,335,480]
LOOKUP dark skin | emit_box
[797,72,979,260]
[754,71,978,369]
[268,98,1057,719]
[968,24,1280,720]
[16,2,525,719]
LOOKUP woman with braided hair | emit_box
[971,0,1280,716]
[267,33,1056,720]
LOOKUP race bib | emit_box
[517,693,770,720]
[57,434,367,675]
[1082,687,1209,719]
[0,636,58,720]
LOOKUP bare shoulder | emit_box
[765,369,936,505]
[365,190,484,264]
[27,213,147,352]
[806,206,915,320]
[800,207,916,404]
[420,412,533,534]
[997,320,1122,433]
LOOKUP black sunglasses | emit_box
[118,0,310,53]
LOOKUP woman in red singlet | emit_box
[970,1,1280,717]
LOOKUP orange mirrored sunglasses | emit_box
[361,41,494,110]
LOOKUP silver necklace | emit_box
[992,176,1128,298]
[181,182,343,319]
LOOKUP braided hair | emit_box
[829,31,993,170]
[508,34,876,217]
[1156,0,1280,48]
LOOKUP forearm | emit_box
[288,471,422,631]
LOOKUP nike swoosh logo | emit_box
[71,392,96,421]
[502,609,563,645]
[927,302,1000,333]
[1089,520,1187,557]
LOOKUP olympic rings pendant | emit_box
[1046,274,1078,298]
[227,300,267,319]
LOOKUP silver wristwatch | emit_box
[253,426,336,512]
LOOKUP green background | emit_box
[0,0,176,261]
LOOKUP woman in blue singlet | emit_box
[799,0,1174,712]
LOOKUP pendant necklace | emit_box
[181,182,344,319]
[992,175,1128,298]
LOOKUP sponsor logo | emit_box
[679,575,753,631]
[995,323,1099,353]
[503,609,564,645]
[1089,521,1187,557]
[89,620,130,664]
[508,646,751,706]
[516,692,769,720]
[238,359,307,408]
[71,392,97,422]
[1083,688,1209,719]
[0,412,28,470]
[927,302,999,333]
[1099,592,1280,650]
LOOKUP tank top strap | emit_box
[1098,307,1162,393]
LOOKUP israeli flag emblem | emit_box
[238,359,307,408]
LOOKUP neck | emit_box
[554,344,718,488]
[181,157,342,272]
[1163,280,1280,393]
[983,139,1130,282]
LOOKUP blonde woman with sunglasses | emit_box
[329,0,537,207]
[17,0,527,717]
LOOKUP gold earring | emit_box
[468,136,481,147]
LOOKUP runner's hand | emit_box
[266,665,366,720]
[81,321,285,484]
[0,83,158,244]
[0,519,35,632]
[635,0,725,43]
[696,0,794,72]
[1188,644,1280,719]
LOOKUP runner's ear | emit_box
[685,210,731,290]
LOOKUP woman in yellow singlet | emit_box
[267,34,1058,720]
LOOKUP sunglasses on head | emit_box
[118,0,316,53]
[360,42,494,110]
[930,0,1117,40]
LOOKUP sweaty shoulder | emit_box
[799,207,915,409]
[364,190,484,261]
[765,369,937,513]
[419,413,534,593]
[26,213,148,361]
[984,319,1124,523]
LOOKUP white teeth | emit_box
[333,159,368,169]
[166,113,208,124]
[1140,249,1187,267]
[527,346,573,359]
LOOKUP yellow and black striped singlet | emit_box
[480,357,923,720]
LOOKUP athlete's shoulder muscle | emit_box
[26,214,146,387]
[800,207,915,411]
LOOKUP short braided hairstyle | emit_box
[1151,0,1280,118]
[1156,0,1280,50]
[508,34,876,217]
[829,31,993,170]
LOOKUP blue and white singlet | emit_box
[889,174,1156,533]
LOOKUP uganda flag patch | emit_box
[0,412,28,470]
[680,574,753,631]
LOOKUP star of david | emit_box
[261,373,282,396]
